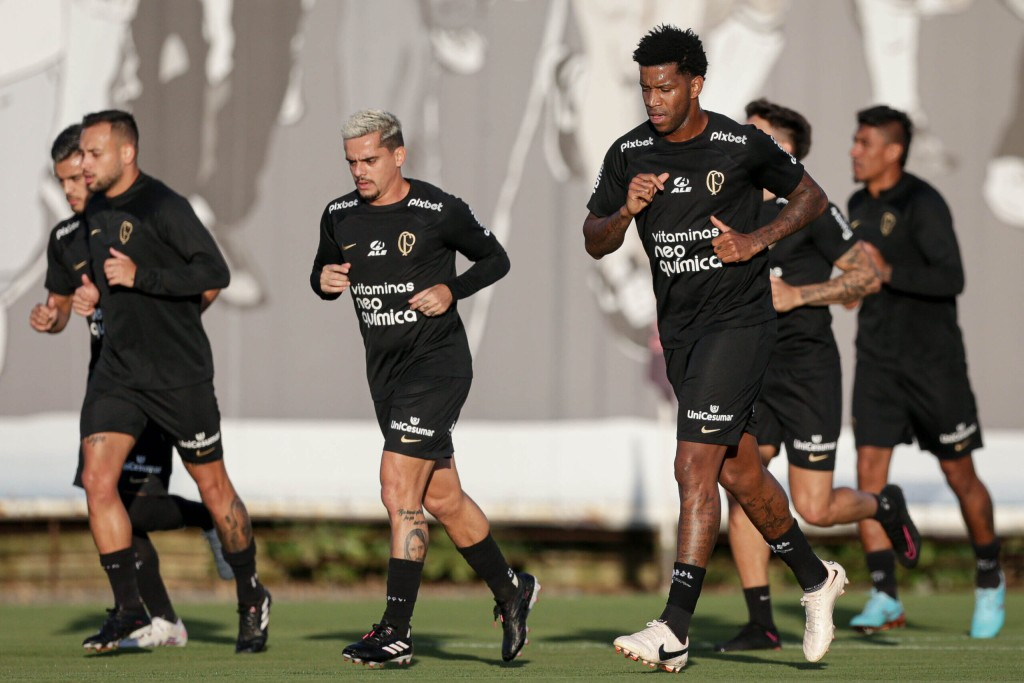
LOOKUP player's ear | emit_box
[394,146,406,168]
[690,75,704,99]
[121,141,137,166]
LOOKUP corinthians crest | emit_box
[881,211,897,236]
[398,231,416,256]
[119,221,133,244]
[706,171,724,195]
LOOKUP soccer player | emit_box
[70,110,270,653]
[847,105,1004,638]
[714,100,921,652]
[583,25,847,671]
[32,124,232,650]
[311,109,538,667]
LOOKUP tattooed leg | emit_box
[672,440,730,566]
[184,459,252,552]
[719,433,796,540]
[381,451,438,560]
[81,431,136,553]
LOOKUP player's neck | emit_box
[865,167,903,198]
[369,177,412,207]
[105,166,141,199]
[662,105,708,143]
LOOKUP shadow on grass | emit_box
[58,613,234,646]
[304,629,528,668]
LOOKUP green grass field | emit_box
[2,590,1021,681]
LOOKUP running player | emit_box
[311,109,538,668]
[70,110,270,653]
[583,26,846,672]
[847,105,1004,638]
[32,124,233,650]
[714,100,920,652]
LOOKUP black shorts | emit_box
[73,423,174,493]
[751,362,842,471]
[665,321,775,446]
[81,373,225,464]
[374,377,471,460]
[853,358,983,459]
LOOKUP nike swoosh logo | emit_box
[400,435,422,443]
[74,260,87,270]
[700,426,721,434]
[658,643,688,660]
[343,243,357,250]
[129,477,147,484]
[90,229,101,235]
[196,447,216,457]
[954,439,970,452]
[808,453,830,462]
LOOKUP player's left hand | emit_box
[769,275,803,313]
[710,216,758,263]
[409,284,453,317]
[104,248,137,288]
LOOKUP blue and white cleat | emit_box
[850,589,905,634]
[970,572,1005,639]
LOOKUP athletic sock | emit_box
[456,534,518,604]
[659,563,706,641]
[973,540,1002,589]
[133,534,176,622]
[871,492,895,523]
[766,521,828,591]
[100,547,145,613]
[382,558,423,632]
[743,585,775,630]
[866,549,898,598]
[222,541,262,605]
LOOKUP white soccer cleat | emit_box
[202,528,235,580]
[119,616,188,648]
[613,620,688,673]
[800,560,847,662]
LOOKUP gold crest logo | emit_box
[119,221,133,245]
[398,231,416,256]
[706,171,725,196]
[881,212,897,237]
[850,219,861,230]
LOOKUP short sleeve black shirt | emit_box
[84,173,230,389]
[761,199,854,368]
[311,178,510,400]
[587,112,804,347]
[848,173,967,366]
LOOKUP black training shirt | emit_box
[84,173,229,389]
[588,112,805,347]
[44,215,104,373]
[848,172,967,366]
[311,178,510,400]
[761,199,854,368]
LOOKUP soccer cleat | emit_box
[119,616,188,648]
[800,560,847,662]
[878,484,922,568]
[849,589,906,634]
[235,587,271,653]
[493,572,540,661]
[613,620,689,673]
[342,622,413,667]
[970,572,1006,639]
[82,607,150,653]
[713,621,782,652]
[202,528,235,580]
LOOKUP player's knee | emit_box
[423,489,461,521]
[794,497,832,527]
[81,468,119,502]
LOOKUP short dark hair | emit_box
[633,24,707,78]
[82,109,140,150]
[857,105,913,167]
[745,98,812,161]
[51,124,83,163]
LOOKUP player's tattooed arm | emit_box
[583,172,669,259]
[771,241,882,312]
[718,173,828,263]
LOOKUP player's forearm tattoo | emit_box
[583,210,632,258]
[799,244,880,306]
[751,175,827,252]
[221,495,253,552]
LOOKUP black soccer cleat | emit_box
[82,607,150,653]
[342,622,413,667]
[493,572,540,662]
[235,587,271,653]
[713,622,782,652]
[878,484,922,569]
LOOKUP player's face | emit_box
[344,132,406,205]
[850,124,900,184]
[80,122,126,195]
[640,64,700,138]
[54,152,90,215]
